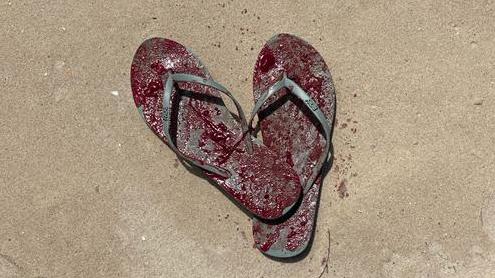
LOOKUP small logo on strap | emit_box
[163,106,170,122]
[305,99,319,111]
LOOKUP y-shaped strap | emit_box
[248,73,332,193]
[162,73,253,178]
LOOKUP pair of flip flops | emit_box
[130,34,335,258]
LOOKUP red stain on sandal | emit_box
[251,34,336,257]
[258,49,276,74]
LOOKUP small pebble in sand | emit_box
[141,236,146,241]
[111,90,119,96]
[473,98,483,105]
[54,61,65,70]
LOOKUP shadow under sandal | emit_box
[251,34,336,257]
[131,37,302,220]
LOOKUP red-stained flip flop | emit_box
[250,34,336,257]
[131,38,302,220]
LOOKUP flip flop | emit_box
[249,34,336,257]
[131,38,302,220]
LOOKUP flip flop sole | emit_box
[131,38,302,220]
[251,34,336,256]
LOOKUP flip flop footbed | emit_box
[131,38,302,220]
[252,34,336,256]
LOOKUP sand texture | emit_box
[1,1,494,277]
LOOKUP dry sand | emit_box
[1,1,495,277]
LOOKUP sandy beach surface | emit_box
[1,1,495,277]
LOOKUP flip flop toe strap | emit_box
[162,73,253,178]
[249,73,332,193]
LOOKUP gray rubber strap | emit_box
[248,73,332,193]
[162,73,253,178]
